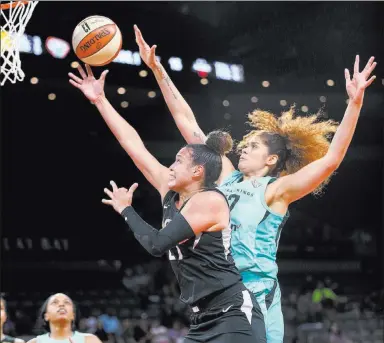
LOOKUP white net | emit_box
[0,1,38,86]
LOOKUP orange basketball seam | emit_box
[90,28,122,66]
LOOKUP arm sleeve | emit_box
[121,206,195,257]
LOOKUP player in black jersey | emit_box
[0,297,24,343]
[102,145,263,343]
[69,64,265,342]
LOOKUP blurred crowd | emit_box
[2,260,383,343]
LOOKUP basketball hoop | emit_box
[0,1,38,86]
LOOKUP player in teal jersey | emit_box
[134,25,377,343]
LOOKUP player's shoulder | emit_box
[83,334,101,343]
[191,189,228,209]
[26,338,38,343]
[15,339,25,343]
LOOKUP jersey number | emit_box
[228,194,240,211]
[164,218,184,260]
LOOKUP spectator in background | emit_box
[324,276,332,289]
[99,308,121,343]
[133,317,150,343]
[1,297,25,343]
[85,309,101,334]
[149,319,169,343]
[120,318,134,343]
[167,320,187,343]
[296,290,312,323]
[328,322,352,343]
[302,275,315,294]
[94,320,108,343]
[312,281,338,308]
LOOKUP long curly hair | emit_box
[237,106,339,194]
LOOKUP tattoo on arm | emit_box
[157,65,178,100]
[164,76,178,100]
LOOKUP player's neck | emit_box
[242,168,268,180]
[49,325,73,340]
[178,186,204,206]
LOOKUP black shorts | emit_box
[184,289,267,343]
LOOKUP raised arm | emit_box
[274,55,377,204]
[69,64,169,198]
[134,25,205,145]
[134,25,235,181]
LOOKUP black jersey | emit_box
[1,336,16,343]
[162,188,243,306]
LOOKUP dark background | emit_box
[0,3,383,338]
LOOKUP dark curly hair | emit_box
[237,107,338,195]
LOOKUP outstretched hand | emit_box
[134,25,159,70]
[102,181,139,214]
[68,64,109,103]
[345,55,377,106]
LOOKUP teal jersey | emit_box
[219,170,289,281]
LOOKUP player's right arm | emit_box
[103,183,229,257]
[68,64,169,199]
[134,25,235,182]
[134,25,205,145]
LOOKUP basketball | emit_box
[72,15,122,66]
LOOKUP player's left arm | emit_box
[134,26,236,182]
[102,183,228,256]
[273,55,376,205]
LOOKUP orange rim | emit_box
[0,1,30,10]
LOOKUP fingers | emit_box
[69,79,81,89]
[366,61,377,77]
[134,24,143,41]
[68,72,83,84]
[353,55,360,75]
[85,64,94,78]
[127,183,139,196]
[110,180,118,191]
[134,24,140,35]
[344,68,351,82]
[134,24,149,48]
[364,75,376,88]
[150,44,157,56]
[77,64,87,79]
[363,56,375,71]
[99,69,109,82]
[101,199,113,205]
[104,187,114,199]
